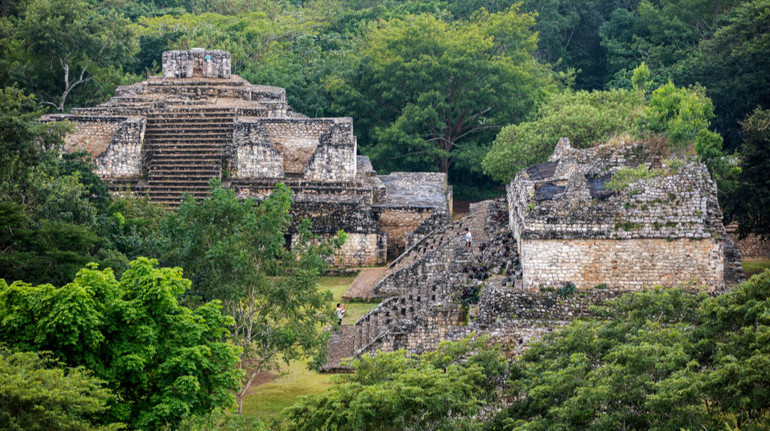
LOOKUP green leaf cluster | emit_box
[0,258,242,429]
[160,180,345,410]
[0,349,119,431]
[605,165,664,191]
[0,87,165,286]
[284,335,506,431]
[486,272,770,431]
[483,88,644,182]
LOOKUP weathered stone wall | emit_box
[509,162,719,241]
[43,115,145,178]
[477,283,625,323]
[405,211,448,249]
[232,118,356,181]
[507,140,741,289]
[376,207,436,256]
[162,49,231,79]
[94,118,145,178]
[333,232,387,267]
[728,228,770,258]
[290,232,386,267]
[520,238,724,290]
[232,121,284,178]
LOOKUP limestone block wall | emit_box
[290,199,380,235]
[162,49,231,78]
[332,232,387,267]
[232,121,284,178]
[520,238,725,290]
[405,211,450,249]
[476,283,624,323]
[375,207,436,256]
[231,118,356,182]
[353,288,465,356]
[44,115,145,178]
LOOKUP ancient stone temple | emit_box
[323,138,742,369]
[507,138,743,290]
[42,49,451,266]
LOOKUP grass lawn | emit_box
[241,275,380,423]
[319,275,380,324]
[743,258,770,278]
[241,360,334,423]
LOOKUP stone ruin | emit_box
[42,49,452,266]
[508,138,744,290]
[324,138,743,370]
[39,48,743,365]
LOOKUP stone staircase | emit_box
[143,107,235,206]
[320,201,507,371]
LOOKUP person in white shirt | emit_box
[336,303,346,328]
[465,228,472,250]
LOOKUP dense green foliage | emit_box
[483,88,644,182]
[284,335,507,430]
[732,108,770,238]
[0,0,769,426]
[0,349,118,431]
[161,181,345,411]
[325,7,551,180]
[0,87,165,285]
[281,273,770,430]
[0,258,242,429]
[483,273,770,430]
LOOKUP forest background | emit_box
[1,0,769,429]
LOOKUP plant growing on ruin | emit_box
[605,165,663,191]
[484,88,644,182]
[459,282,483,306]
[556,281,576,298]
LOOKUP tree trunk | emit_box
[236,368,259,414]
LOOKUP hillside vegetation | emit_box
[0,0,769,429]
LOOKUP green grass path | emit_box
[241,275,379,422]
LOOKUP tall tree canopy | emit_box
[161,181,345,412]
[483,88,644,182]
[326,7,552,182]
[0,349,118,431]
[12,0,138,111]
[284,335,506,431]
[732,108,770,238]
[0,258,242,429]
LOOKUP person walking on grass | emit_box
[465,228,472,250]
[336,303,346,329]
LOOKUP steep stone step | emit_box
[321,326,357,373]
[144,136,225,145]
[150,151,222,157]
[145,146,224,152]
[144,124,233,131]
[149,163,219,170]
[146,118,235,125]
[146,111,234,117]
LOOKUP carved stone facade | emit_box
[41,49,451,266]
